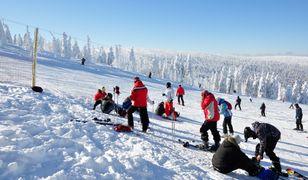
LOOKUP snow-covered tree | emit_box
[72,41,81,59]
[129,48,136,71]
[52,36,61,57]
[62,32,71,58]
[3,24,13,44]
[97,47,107,64]
[107,47,115,65]
[0,20,7,47]
[23,26,32,51]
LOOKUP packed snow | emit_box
[0,50,308,179]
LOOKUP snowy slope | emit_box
[0,52,307,180]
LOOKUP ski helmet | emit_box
[166,82,171,88]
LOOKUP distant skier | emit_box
[148,72,152,78]
[127,77,149,132]
[200,90,221,151]
[217,98,233,136]
[244,122,282,173]
[92,88,107,110]
[294,103,303,131]
[249,96,253,102]
[176,85,185,106]
[81,57,86,65]
[235,96,242,110]
[212,135,279,179]
[162,82,175,119]
[260,103,266,117]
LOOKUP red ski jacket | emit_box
[94,91,106,101]
[201,93,220,122]
[176,86,185,96]
[131,80,148,107]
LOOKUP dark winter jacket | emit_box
[212,136,261,176]
[131,80,148,107]
[252,122,281,157]
[101,97,115,114]
[296,107,303,120]
[236,97,241,104]
[260,103,266,111]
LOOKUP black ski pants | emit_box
[177,95,184,106]
[127,106,149,132]
[223,116,234,134]
[235,103,241,110]
[255,138,280,162]
[261,110,266,117]
[200,121,221,144]
[296,118,303,130]
[93,100,102,110]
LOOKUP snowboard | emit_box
[286,168,307,179]
[178,139,217,152]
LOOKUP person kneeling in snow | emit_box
[101,93,116,114]
[212,135,279,180]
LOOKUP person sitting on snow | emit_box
[101,93,116,114]
[212,135,279,180]
[93,88,107,110]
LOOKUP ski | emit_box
[178,139,216,152]
[286,168,307,179]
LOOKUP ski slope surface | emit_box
[0,52,307,180]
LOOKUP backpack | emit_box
[225,100,232,110]
[114,124,132,132]
[155,102,165,116]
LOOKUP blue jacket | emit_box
[218,98,232,117]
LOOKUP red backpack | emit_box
[225,100,232,110]
[114,124,132,132]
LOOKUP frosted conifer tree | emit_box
[62,32,71,58]
[0,20,7,47]
[17,34,23,47]
[52,36,61,57]
[292,81,301,102]
[107,47,115,65]
[129,48,136,71]
[38,35,45,51]
[3,24,13,44]
[72,41,81,59]
[23,26,33,51]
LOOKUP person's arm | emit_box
[201,96,211,110]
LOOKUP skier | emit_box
[234,96,242,110]
[176,84,185,106]
[127,77,149,132]
[244,122,282,173]
[81,57,86,65]
[294,103,303,131]
[249,96,253,102]
[93,88,107,110]
[162,82,175,119]
[148,72,152,78]
[212,135,279,179]
[217,98,234,136]
[200,90,221,151]
[260,103,266,117]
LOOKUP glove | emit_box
[162,93,166,96]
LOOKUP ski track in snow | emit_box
[0,52,308,179]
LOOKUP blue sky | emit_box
[1,0,308,55]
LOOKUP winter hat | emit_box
[233,135,242,145]
[166,82,171,88]
[134,76,140,82]
[101,86,106,92]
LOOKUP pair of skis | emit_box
[178,139,217,152]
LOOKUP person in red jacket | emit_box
[127,77,149,132]
[200,90,221,151]
[176,85,185,106]
[93,88,107,110]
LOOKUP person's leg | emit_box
[239,104,242,110]
[127,106,137,128]
[210,122,221,146]
[222,118,228,134]
[139,107,149,132]
[177,96,181,104]
[164,102,171,117]
[200,122,210,146]
[226,116,234,134]
[93,100,101,110]
[265,138,281,172]
[180,95,184,106]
